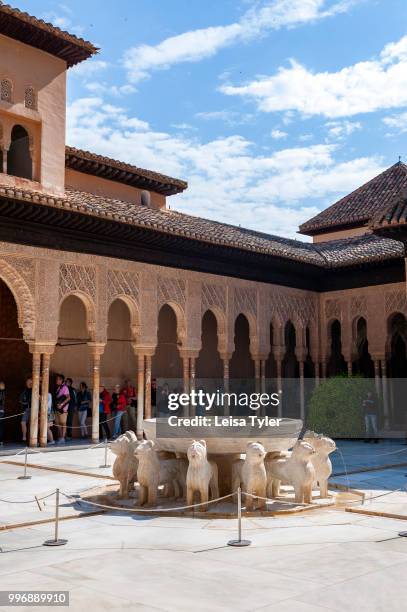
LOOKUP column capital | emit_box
[132,343,156,357]
[179,349,200,360]
[220,352,233,362]
[371,354,386,362]
[88,342,106,359]
[251,352,269,362]
[29,342,55,355]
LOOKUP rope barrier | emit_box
[0,411,25,421]
[0,490,56,504]
[242,491,313,508]
[61,490,236,513]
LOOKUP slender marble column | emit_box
[380,359,390,429]
[144,355,152,420]
[299,361,305,421]
[39,351,53,447]
[89,343,105,444]
[222,356,230,416]
[136,354,145,439]
[29,350,41,447]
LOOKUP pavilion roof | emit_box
[0,2,97,67]
[65,147,188,196]
[0,181,403,269]
[299,162,407,236]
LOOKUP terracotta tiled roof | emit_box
[370,191,407,231]
[299,162,407,236]
[0,3,97,66]
[65,147,187,196]
[0,181,403,268]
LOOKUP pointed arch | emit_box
[0,258,36,340]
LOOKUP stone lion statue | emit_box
[309,434,336,498]
[266,440,315,504]
[134,439,187,506]
[110,430,140,499]
[186,440,219,511]
[232,441,267,511]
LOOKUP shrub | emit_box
[307,375,375,438]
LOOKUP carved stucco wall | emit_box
[0,241,404,363]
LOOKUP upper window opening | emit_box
[7,125,32,180]
[0,79,12,103]
[24,87,36,110]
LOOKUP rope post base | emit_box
[228,487,251,547]
[43,488,67,547]
[398,532,407,538]
[17,448,32,480]
[99,439,111,469]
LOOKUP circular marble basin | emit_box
[143,417,302,455]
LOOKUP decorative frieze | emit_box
[59,263,96,302]
[385,290,407,315]
[201,283,226,313]
[234,287,257,317]
[325,298,341,320]
[107,269,139,304]
[157,276,186,310]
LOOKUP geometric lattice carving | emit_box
[1,78,12,102]
[108,269,139,304]
[325,298,341,320]
[202,283,226,313]
[269,293,316,324]
[59,263,96,302]
[157,277,186,310]
[385,290,407,314]
[350,295,367,318]
[24,86,36,110]
[234,287,257,317]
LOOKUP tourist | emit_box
[111,384,126,438]
[157,383,169,417]
[363,391,379,443]
[151,378,157,416]
[0,381,5,446]
[99,384,112,440]
[77,382,91,438]
[20,376,33,444]
[47,390,55,445]
[122,379,137,432]
[65,378,78,441]
[55,374,70,444]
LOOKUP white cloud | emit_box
[220,34,407,118]
[383,111,407,133]
[85,81,136,97]
[271,129,288,139]
[123,1,358,83]
[325,120,361,139]
[67,96,384,238]
[71,60,109,77]
[195,110,254,126]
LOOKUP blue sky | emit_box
[18,0,407,238]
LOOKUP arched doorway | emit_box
[196,310,223,387]
[51,295,91,439]
[0,279,31,442]
[353,317,374,377]
[282,321,299,417]
[7,125,32,180]
[101,299,137,389]
[230,314,254,414]
[327,319,347,376]
[388,313,407,426]
[152,304,183,389]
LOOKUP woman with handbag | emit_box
[54,374,70,444]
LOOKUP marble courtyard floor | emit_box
[0,442,406,611]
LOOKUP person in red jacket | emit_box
[99,384,112,440]
[121,379,137,432]
[112,384,126,438]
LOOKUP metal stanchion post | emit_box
[228,487,251,547]
[99,438,111,468]
[17,447,32,480]
[43,488,68,547]
[399,531,407,537]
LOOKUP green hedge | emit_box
[307,375,375,438]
